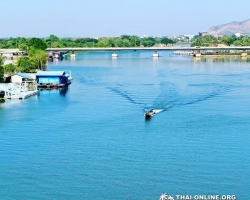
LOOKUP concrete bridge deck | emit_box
[2,47,250,53]
[0,49,23,53]
[46,46,250,52]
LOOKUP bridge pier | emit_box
[70,51,76,58]
[153,51,159,57]
[112,52,118,57]
[194,53,201,57]
[241,52,247,57]
[241,50,247,57]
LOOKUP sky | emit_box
[1,0,250,38]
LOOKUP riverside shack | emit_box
[36,71,72,88]
[11,72,33,83]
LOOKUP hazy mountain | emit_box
[207,19,250,35]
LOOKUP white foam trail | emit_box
[154,109,163,114]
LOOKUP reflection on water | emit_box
[59,86,68,96]
[197,57,250,63]
[0,99,4,104]
[39,86,69,96]
[153,57,158,65]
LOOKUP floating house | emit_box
[36,71,72,88]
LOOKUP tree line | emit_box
[0,34,175,50]
[191,34,250,47]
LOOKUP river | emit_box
[0,51,250,199]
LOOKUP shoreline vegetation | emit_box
[0,37,49,82]
[1,34,250,50]
[191,34,250,47]
[0,35,175,49]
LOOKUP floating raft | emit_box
[37,82,71,89]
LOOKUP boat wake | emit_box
[108,81,234,118]
[154,109,163,114]
[107,86,147,107]
[144,108,163,114]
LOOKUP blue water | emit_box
[1,51,250,199]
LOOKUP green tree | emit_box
[220,35,237,46]
[46,34,60,47]
[142,37,156,47]
[122,39,131,47]
[0,56,5,83]
[29,49,48,70]
[96,38,109,47]
[121,35,130,40]
[18,38,29,51]
[4,63,16,74]
[29,38,47,50]
[115,38,125,47]
[161,37,174,45]
[129,36,140,47]
[239,36,250,46]
[191,35,218,47]
[49,34,59,42]
[16,57,36,73]
[107,38,116,47]
[232,40,242,46]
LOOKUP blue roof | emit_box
[36,71,65,77]
[16,72,32,79]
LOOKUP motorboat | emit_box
[144,109,156,119]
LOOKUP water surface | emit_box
[0,51,250,199]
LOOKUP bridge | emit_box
[2,46,250,53]
[46,46,250,51]
[0,49,23,54]
[46,46,250,58]
[2,47,250,58]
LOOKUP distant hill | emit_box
[207,19,250,35]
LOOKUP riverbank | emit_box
[194,53,250,58]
